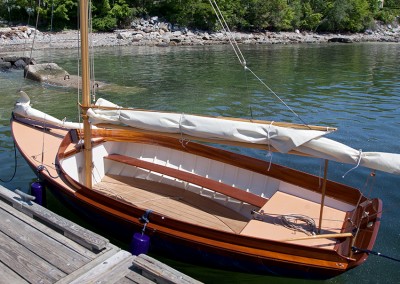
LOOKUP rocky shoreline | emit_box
[1,18,399,54]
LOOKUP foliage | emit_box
[0,0,399,32]
[320,0,373,32]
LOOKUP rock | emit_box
[24,63,69,82]
[201,32,211,40]
[117,31,132,39]
[143,27,153,33]
[159,22,170,32]
[132,34,143,42]
[328,37,353,43]
[170,38,182,44]
[0,56,35,70]
[172,31,182,36]
[24,62,107,89]
[0,61,12,70]
[0,18,399,51]
[150,16,159,24]
[156,42,169,47]
[14,59,27,68]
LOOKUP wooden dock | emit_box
[0,185,202,284]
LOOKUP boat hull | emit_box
[11,117,382,279]
[45,181,354,280]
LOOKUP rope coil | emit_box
[279,214,317,236]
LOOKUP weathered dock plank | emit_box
[0,230,66,283]
[0,185,202,284]
[117,271,156,284]
[0,206,89,273]
[0,190,100,260]
[68,251,134,284]
[1,187,109,251]
[0,260,28,284]
[133,254,203,284]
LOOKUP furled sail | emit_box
[87,98,400,175]
[87,98,332,153]
[13,91,84,129]
[13,93,400,175]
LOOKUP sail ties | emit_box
[178,113,190,147]
[342,149,363,178]
[265,121,274,171]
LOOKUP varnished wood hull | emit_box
[11,117,382,279]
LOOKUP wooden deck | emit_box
[0,185,202,284]
[93,174,249,234]
[241,191,348,248]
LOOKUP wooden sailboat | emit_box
[11,0,399,279]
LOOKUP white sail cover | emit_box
[87,98,332,153]
[87,98,400,175]
[13,91,84,130]
[13,94,400,175]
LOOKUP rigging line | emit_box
[49,0,55,64]
[342,149,363,178]
[88,0,96,103]
[208,0,245,66]
[37,164,59,179]
[245,66,311,127]
[40,114,47,166]
[0,140,17,183]
[352,247,400,263]
[208,0,310,128]
[364,170,376,198]
[22,0,33,56]
[76,2,82,125]
[19,0,41,91]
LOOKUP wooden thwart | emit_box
[105,154,267,208]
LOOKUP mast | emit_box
[318,160,329,234]
[80,0,93,189]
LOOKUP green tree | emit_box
[40,0,77,30]
[1,0,399,33]
[297,1,323,31]
[0,0,32,24]
[322,0,372,31]
[244,0,295,31]
[91,0,132,31]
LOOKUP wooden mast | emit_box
[80,0,92,189]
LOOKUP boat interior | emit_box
[61,138,357,250]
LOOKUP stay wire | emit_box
[88,0,96,103]
[208,0,310,128]
[76,1,81,125]
[244,67,311,128]
[352,246,400,263]
[18,0,39,91]
[208,0,246,66]
[49,0,55,63]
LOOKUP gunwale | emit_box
[11,117,383,278]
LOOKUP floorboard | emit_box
[93,174,249,233]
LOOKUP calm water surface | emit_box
[0,42,399,283]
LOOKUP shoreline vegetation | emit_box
[0,18,399,53]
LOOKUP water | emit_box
[1,42,399,283]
